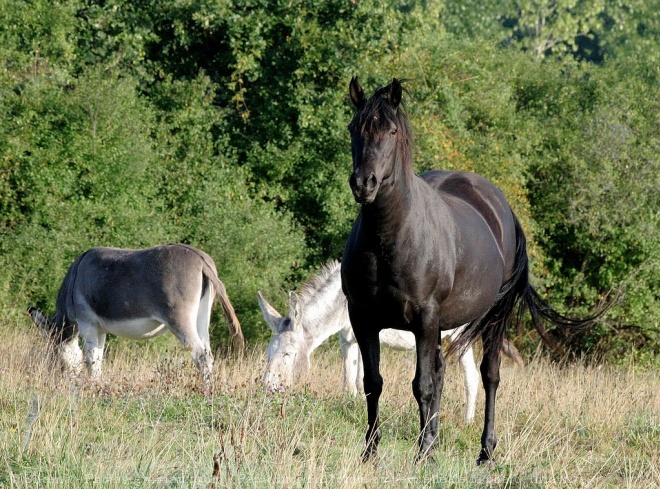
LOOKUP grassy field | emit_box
[1,322,658,488]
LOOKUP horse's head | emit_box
[347,76,411,204]
[258,292,311,391]
[27,307,83,375]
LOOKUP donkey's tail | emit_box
[179,244,245,354]
[501,338,524,367]
[449,212,602,359]
[213,279,245,354]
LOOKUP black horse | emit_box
[341,77,597,465]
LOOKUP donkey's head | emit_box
[257,291,312,391]
[27,307,83,376]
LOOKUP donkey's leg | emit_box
[79,323,106,381]
[349,306,382,462]
[457,345,479,423]
[477,330,502,465]
[339,330,361,395]
[413,316,444,461]
[195,284,215,379]
[59,335,84,377]
[169,308,213,389]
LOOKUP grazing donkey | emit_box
[28,244,244,387]
[258,261,522,422]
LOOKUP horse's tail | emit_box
[449,212,602,359]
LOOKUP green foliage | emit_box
[0,0,657,361]
[525,58,659,357]
[0,67,166,314]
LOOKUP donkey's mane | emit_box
[296,260,342,307]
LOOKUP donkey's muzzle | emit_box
[349,171,379,204]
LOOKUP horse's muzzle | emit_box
[349,171,379,204]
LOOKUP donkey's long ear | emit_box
[257,292,283,333]
[349,76,365,109]
[288,291,303,331]
[388,78,402,108]
[27,306,52,334]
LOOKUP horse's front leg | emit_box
[349,307,382,462]
[477,330,502,465]
[413,317,444,462]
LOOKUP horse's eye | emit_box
[390,127,398,135]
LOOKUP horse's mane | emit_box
[347,80,414,175]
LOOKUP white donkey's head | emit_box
[258,291,312,391]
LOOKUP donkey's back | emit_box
[69,245,218,328]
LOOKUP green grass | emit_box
[1,323,658,488]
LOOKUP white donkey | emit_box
[258,261,523,422]
[28,244,244,387]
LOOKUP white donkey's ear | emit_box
[288,291,304,332]
[257,292,284,332]
[27,307,52,333]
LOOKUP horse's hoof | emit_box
[476,450,495,467]
[361,447,378,464]
[414,452,437,466]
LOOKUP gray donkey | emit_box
[28,244,243,387]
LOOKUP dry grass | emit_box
[1,321,658,488]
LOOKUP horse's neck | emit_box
[365,173,425,239]
[300,273,350,352]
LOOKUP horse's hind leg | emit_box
[478,330,502,465]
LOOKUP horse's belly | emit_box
[100,318,168,340]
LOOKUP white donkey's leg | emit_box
[444,325,479,423]
[339,330,361,395]
[458,345,479,423]
[79,323,106,381]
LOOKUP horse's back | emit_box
[421,170,516,259]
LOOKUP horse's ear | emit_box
[388,78,402,108]
[349,76,365,109]
[27,306,52,333]
[257,292,283,332]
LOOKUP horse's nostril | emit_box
[368,173,377,188]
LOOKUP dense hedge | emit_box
[1,0,657,361]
